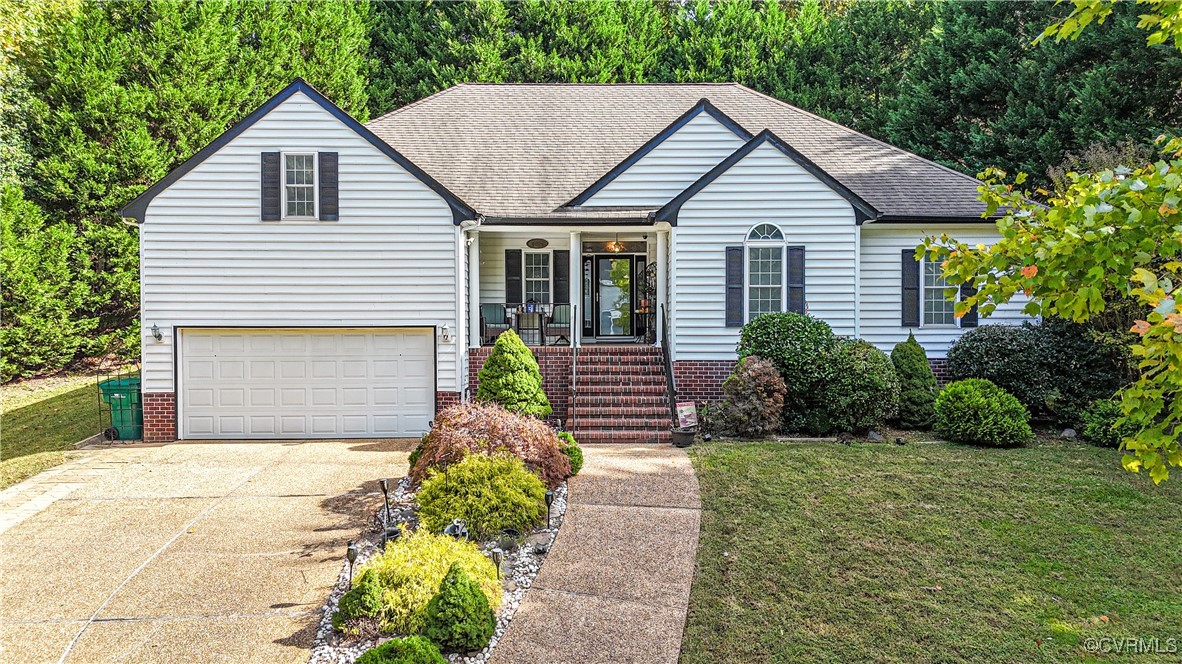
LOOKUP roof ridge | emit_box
[367,85,466,125]
[730,83,987,188]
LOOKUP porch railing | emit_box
[478,302,572,347]
[659,304,677,422]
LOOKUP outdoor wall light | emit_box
[346,540,358,589]
[490,548,504,579]
[150,324,162,341]
[441,323,451,342]
[544,490,554,529]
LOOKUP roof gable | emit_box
[567,99,751,207]
[120,79,475,224]
[655,129,879,225]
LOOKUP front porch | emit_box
[465,226,670,349]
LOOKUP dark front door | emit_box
[595,255,633,337]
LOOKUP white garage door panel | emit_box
[180,329,432,439]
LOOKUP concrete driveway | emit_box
[0,439,411,663]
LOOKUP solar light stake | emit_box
[379,478,391,528]
[346,540,358,589]
[491,548,504,579]
[544,490,554,529]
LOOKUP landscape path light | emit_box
[491,548,504,579]
[544,490,554,529]
[346,540,358,589]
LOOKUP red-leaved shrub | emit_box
[410,403,571,489]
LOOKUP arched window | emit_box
[745,223,786,320]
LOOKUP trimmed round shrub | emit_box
[1080,398,1137,448]
[946,319,1129,425]
[891,332,938,430]
[557,431,584,476]
[934,379,1034,447]
[716,356,787,438]
[423,563,497,652]
[412,403,571,489]
[737,313,839,431]
[332,527,500,635]
[416,453,547,540]
[355,636,446,664]
[823,340,899,434]
[475,330,552,417]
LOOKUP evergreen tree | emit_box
[891,333,939,430]
[476,330,552,417]
[422,563,496,652]
[882,0,1182,189]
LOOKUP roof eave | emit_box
[119,79,476,225]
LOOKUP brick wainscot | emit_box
[466,347,574,424]
[143,392,177,443]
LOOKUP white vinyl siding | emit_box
[859,224,1035,358]
[671,142,857,360]
[140,90,462,395]
[582,112,748,207]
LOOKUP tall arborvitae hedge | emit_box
[891,332,938,430]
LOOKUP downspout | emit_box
[853,220,861,338]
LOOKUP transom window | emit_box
[746,223,785,321]
[525,252,551,304]
[922,260,957,326]
[284,153,316,218]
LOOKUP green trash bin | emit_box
[99,377,143,440]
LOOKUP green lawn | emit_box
[681,441,1182,663]
[0,373,105,488]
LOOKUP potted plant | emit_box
[670,427,696,447]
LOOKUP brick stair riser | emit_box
[572,406,670,419]
[575,429,673,444]
[575,417,670,429]
[577,384,666,396]
[574,395,668,406]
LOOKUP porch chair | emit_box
[480,304,509,345]
[545,304,572,346]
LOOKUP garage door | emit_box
[179,328,433,439]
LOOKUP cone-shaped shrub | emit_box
[423,563,497,653]
[476,330,551,417]
[355,636,446,664]
[891,333,938,430]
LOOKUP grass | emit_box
[1,372,106,489]
[681,440,1182,663]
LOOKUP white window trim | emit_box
[523,250,553,304]
[744,223,786,323]
[920,258,960,328]
[281,152,318,220]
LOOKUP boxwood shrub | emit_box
[355,636,446,664]
[934,378,1034,447]
[946,319,1129,426]
[1080,399,1137,448]
[422,563,497,652]
[737,313,839,432]
[416,453,547,540]
[823,340,899,434]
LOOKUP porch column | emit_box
[656,229,668,346]
[468,230,481,349]
[569,230,581,347]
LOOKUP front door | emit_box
[595,255,633,337]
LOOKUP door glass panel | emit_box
[597,257,632,336]
[583,258,593,333]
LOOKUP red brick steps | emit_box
[571,346,673,444]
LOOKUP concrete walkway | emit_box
[492,445,701,664]
[0,439,411,663]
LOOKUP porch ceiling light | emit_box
[606,234,624,253]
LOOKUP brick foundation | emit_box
[143,392,177,443]
[671,359,737,406]
[468,347,574,424]
[435,391,461,414]
[929,358,950,385]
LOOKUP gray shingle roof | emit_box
[366,83,989,221]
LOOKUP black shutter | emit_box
[901,249,920,327]
[960,283,979,327]
[505,249,523,305]
[318,152,339,221]
[725,246,744,327]
[786,246,805,314]
[261,152,281,221]
[553,250,570,304]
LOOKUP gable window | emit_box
[524,252,551,304]
[922,260,957,326]
[283,153,316,218]
[746,223,785,320]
